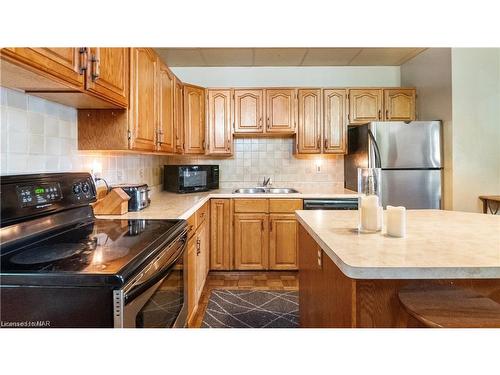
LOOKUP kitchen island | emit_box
[296,210,500,327]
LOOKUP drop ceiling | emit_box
[155,48,426,67]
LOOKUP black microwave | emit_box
[163,165,219,193]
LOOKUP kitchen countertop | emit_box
[295,209,500,280]
[96,189,358,220]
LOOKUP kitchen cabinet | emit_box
[206,89,233,155]
[348,88,383,125]
[323,89,347,153]
[233,89,264,133]
[297,89,322,154]
[195,220,209,300]
[129,48,158,151]
[234,213,269,270]
[0,47,129,108]
[174,77,184,154]
[210,199,232,270]
[265,89,296,134]
[384,88,416,121]
[157,60,175,153]
[183,84,206,154]
[269,214,299,270]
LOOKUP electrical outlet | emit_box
[139,168,144,179]
[116,170,123,181]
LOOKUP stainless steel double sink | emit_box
[232,187,300,194]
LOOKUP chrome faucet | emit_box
[262,177,271,187]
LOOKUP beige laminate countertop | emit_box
[296,209,500,280]
[96,189,358,221]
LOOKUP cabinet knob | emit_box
[385,109,389,119]
[324,138,328,149]
[378,110,382,120]
[91,55,100,81]
[317,137,321,149]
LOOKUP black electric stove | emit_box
[0,173,187,328]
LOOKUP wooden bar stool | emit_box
[398,284,500,328]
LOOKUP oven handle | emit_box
[123,231,187,304]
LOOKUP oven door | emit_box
[113,231,188,328]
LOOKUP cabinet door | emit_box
[384,89,416,121]
[2,48,85,89]
[234,213,269,270]
[129,48,157,151]
[174,77,184,154]
[157,61,175,153]
[323,89,347,154]
[348,89,383,125]
[195,222,209,300]
[265,89,296,133]
[297,89,321,154]
[269,214,298,270]
[210,199,232,270]
[187,237,198,322]
[183,85,206,154]
[207,89,233,155]
[85,48,129,108]
[234,89,264,133]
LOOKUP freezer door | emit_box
[371,121,442,168]
[381,169,442,209]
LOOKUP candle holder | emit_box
[357,168,382,233]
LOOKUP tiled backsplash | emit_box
[0,87,168,192]
[1,87,344,194]
[168,139,344,193]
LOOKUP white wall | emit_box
[171,66,401,87]
[401,48,453,209]
[451,48,500,213]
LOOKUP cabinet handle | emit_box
[261,220,264,232]
[259,118,262,128]
[91,55,100,82]
[324,138,328,149]
[78,48,88,74]
[317,136,321,149]
[385,109,389,119]
[269,220,273,232]
[266,117,270,128]
[188,224,194,232]
[378,110,381,120]
[196,238,201,255]
[202,140,206,150]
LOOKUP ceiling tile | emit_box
[301,48,362,66]
[155,48,205,66]
[253,48,308,66]
[349,48,426,66]
[200,48,254,66]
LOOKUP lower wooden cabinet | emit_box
[269,214,299,270]
[234,213,269,270]
[210,199,232,270]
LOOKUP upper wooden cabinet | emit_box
[265,89,296,134]
[85,48,129,108]
[206,89,233,155]
[183,84,206,154]
[174,77,184,154]
[384,88,416,121]
[233,89,264,133]
[1,47,129,108]
[297,89,322,154]
[157,60,175,153]
[323,89,347,154]
[129,48,157,151]
[348,89,383,125]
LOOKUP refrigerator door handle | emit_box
[368,129,382,168]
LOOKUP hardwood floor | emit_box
[189,271,299,328]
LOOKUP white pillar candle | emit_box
[360,195,380,232]
[386,205,407,237]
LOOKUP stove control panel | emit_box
[16,182,63,208]
[72,179,95,201]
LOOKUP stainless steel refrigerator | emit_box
[344,121,442,209]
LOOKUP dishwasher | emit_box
[303,198,358,210]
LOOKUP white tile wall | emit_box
[0,87,168,192]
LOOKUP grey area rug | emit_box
[202,290,299,328]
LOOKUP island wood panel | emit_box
[234,213,269,270]
[210,199,232,270]
[269,214,298,270]
[297,89,321,153]
[323,89,347,153]
[265,89,296,134]
[174,77,184,153]
[157,61,175,153]
[129,48,157,151]
[233,89,264,133]
[348,88,383,125]
[384,88,416,121]
[183,84,206,154]
[85,48,129,108]
[206,89,233,155]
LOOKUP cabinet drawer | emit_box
[187,214,196,239]
[196,202,209,226]
[233,199,269,213]
[269,199,302,213]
